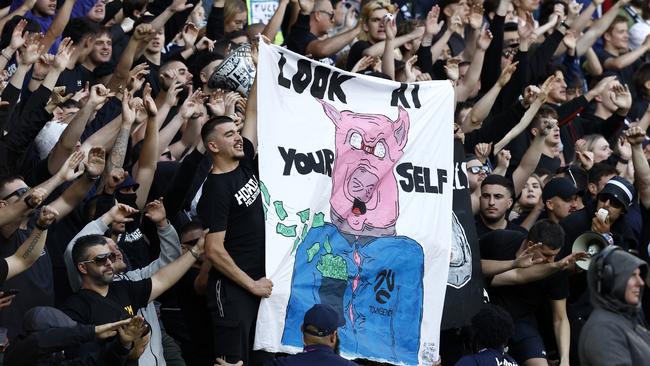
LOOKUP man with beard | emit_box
[267,304,358,366]
[476,174,528,237]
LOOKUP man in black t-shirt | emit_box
[476,174,527,238]
[62,233,204,362]
[481,220,572,366]
[197,78,271,365]
[597,15,648,88]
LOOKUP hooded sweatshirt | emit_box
[579,249,650,365]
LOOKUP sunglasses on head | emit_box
[2,187,29,201]
[598,193,624,209]
[80,252,117,266]
[468,166,489,175]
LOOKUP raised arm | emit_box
[263,0,290,42]
[602,36,650,70]
[149,233,204,302]
[381,16,396,80]
[512,125,548,197]
[106,24,156,92]
[133,84,159,210]
[5,206,57,280]
[241,75,258,150]
[467,62,518,129]
[576,0,628,56]
[493,96,545,153]
[627,127,650,209]
[150,0,194,35]
[41,0,76,51]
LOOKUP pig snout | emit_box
[347,166,378,216]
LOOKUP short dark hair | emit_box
[481,174,515,199]
[180,219,205,236]
[530,104,559,132]
[0,174,25,195]
[527,219,565,249]
[470,304,514,350]
[72,235,107,266]
[606,15,629,33]
[588,162,617,185]
[62,17,102,44]
[200,116,235,145]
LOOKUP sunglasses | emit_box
[597,193,624,209]
[468,166,489,175]
[1,187,29,201]
[80,252,117,266]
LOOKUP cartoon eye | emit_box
[373,142,386,159]
[350,132,363,149]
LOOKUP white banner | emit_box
[253,42,454,365]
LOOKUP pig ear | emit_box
[393,106,410,150]
[317,99,341,127]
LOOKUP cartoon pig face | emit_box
[318,99,410,236]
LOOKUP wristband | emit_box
[189,247,201,260]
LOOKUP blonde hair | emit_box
[224,0,247,24]
[358,1,396,41]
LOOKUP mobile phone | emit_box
[0,289,20,297]
[384,13,394,21]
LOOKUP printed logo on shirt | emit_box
[118,228,144,243]
[496,358,518,366]
[77,80,82,87]
[234,176,261,207]
[124,305,134,316]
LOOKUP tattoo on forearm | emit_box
[22,230,44,259]
[107,126,130,172]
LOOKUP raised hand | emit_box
[9,19,28,51]
[144,198,167,225]
[444,58,460,82]
[118,316,146,344]
[23,187,46,209]
[206,89,226,116]
[95,318,132,339]
[16,32,44,66]
[53,37,75,71]
[180,88,200,119]
[133,23,156,42]
[555,251,590,270]
[496,149,511,169]
[610,83,632,110]
[56,150,86,182]
[45,86,73,113]
[384,12,397,41]
[497,61,518,87]
[84,147,106,177]
[476,24,493,51]
[562,31,577,53]
[223,92,241,118]
[474,142,493,163]
[625,126,647,146]
[108,203,139,224]
[196,36,216,52]
[164,75,184,107]
[106,168,127,193]
[143,83,157,116]
[469,1,484,30]
[424,5,444,36]
[403,55,418,82]
[617,135,632,161]
[514,243,544,268]
[122,89,137,125]
[350,56,376,73]
[37,205,59,228]
[449,12,464,34]
[182,22,200,49]
[88,84,115,109]
[416,72,432,81]
[127,63,149,93]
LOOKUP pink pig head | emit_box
[318,99,410,237]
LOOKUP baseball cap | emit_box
[302,304,340,337]
[117,174,140,191]
[599,176,635,210]
[542,177,578,202]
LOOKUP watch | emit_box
[189,247,201,260]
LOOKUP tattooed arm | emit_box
[5,206,58,280]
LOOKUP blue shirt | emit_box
[455,348,519,366]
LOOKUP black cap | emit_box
[599,176,635,210]
[542,177,578,202]
[302,304,339,337]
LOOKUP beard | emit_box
[333,337,340,355]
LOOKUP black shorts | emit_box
[207,276,261,365]
[509,316,547,362]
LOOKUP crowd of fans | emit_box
[0,0,648,365]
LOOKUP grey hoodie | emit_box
[64,218,182,366]
[579,249,650,365]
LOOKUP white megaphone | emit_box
[572,231,614,271]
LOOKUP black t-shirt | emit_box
[596,48,640,87]
[62,278,152,325]
[56,64,98,94]
[197,138,265,280]
[346,40,371,71]
[475,215,528,238]
[480,229,569,321]
[286,14,318,56]
[536,154,561,175]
